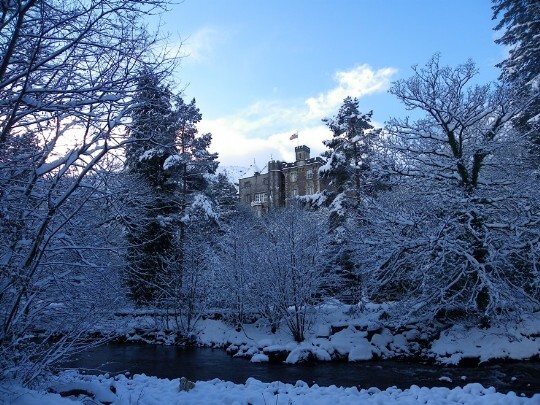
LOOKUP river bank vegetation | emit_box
[0,0,538,402]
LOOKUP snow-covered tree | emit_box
[321,97,381,208]
[318,97,382,302]
[169,96,218,261]
[258,208,333,341]
[218,207,331,341]
[0,0,175,384]
[122,73,220,310]
[214,207,268,330]
[130,96,220,335]
[125,67,179,181]
[358,55,539,325]
[493,0,540,150]
[208,172,239,229]
[176,171,239,332]
[123,69,180,304]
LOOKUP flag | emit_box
[289,132,298,140]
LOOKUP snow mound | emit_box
[430,317,540,365]
[1,373,538,405]
[251,353,269,363]
[348,344,373,361]
[285,346,332,364]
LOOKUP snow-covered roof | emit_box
[237,162,269,180]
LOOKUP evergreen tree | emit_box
[321,97,381,211]
[493,0,540,150]
[123,77,219,307]
[319,97,381,302]
[147,97,219,333]
[124,68,180,304]
[209,172,239,229]
[125,68,178,181]
[167,97,219,276]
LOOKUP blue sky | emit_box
[160,1,505,167]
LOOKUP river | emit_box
[62,343,540,397]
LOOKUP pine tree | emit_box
[168,97,218,275]
[125,68,178,184]
[493,0,540,149]
[209,172,239,228]
[148,96,219,333]
[123,68,180,304]
[321,96,380,209]
[319,97,381,302]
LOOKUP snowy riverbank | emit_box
[96,301,540,367]
[3,302,539,404]
[1,371,539,404]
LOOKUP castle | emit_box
[238,145,331,215]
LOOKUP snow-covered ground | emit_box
[4,302,537,404]
[103,302,540,367]
[1,371,538,404]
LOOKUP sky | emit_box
[157,1,505,168]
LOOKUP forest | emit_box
[0,0,538,391]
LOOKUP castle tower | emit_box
[295,145,310,162]
[268,160,284,209]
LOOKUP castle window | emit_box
[254,193,267,203]
[291,189,298,197]
[244,194,251,203]
[307,185,314,195]
[290,172,297,182]
[306,170,313,179]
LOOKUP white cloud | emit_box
[182,26,224,62]
[306,64,398,119]
[204,64,397,168]
[204,118,329,168]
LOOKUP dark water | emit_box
[63,344,539,397]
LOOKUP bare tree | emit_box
[251,207,333,342]
[0,0,176,384]
[358,55,539,325]
[214,207,259,330]
[216,207,332,341]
